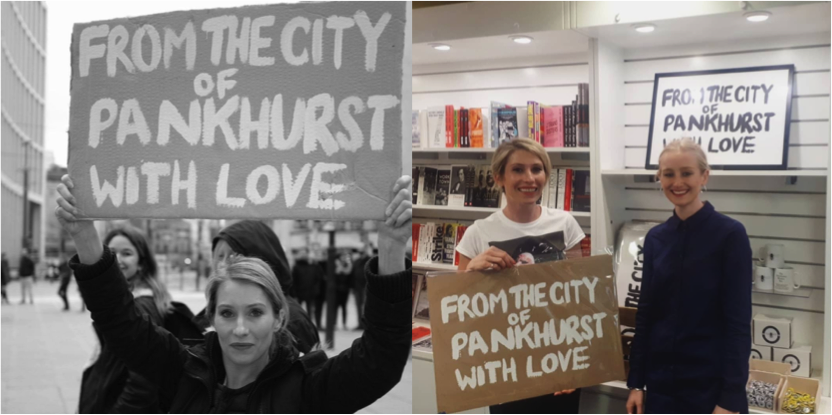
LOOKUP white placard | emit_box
[646,65,794,169]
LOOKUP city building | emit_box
[1,2,47,266]
[44,164,75,258]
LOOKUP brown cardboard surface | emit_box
[68,2,404,220]
[426,255,625,413]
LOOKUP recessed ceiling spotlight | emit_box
[633,24,656,33]
[744,11,771,22]
[430,43,451,51]
[510,36,533,44]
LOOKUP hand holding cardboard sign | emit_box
[378,175,411,275]
[55,175,103,265]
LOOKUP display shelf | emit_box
[601,169,828,177]
[752,288,812,298]
[413,262,458,272]
[414,146,590,154]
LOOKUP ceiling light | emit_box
[510,36,533,44]
[430,43,450,51]
[744,11,771,22]
[633,24,655,33]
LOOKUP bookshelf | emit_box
[413,2,830,413]
[414,146,590,154]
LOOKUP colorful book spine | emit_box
[564,168,573,211]
[454,225,467,266]
[411,223,420,262]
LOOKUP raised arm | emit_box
[56,175,187,402]
[300,176,412,413]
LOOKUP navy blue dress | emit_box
[627,202,752,413]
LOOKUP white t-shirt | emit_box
[456,207,585,264]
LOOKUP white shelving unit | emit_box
[412,2,830,413]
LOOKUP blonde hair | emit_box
[657,138,710,178]
[205,255,291,352]
[491,139,552,184]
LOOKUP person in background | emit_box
[56,174,413,413]
[292,248,324,329]
[207,220,320,354]
[351,244,374,330]
[455,139,584,414]
[57,253,72,311]
[1,252,10,304]
[334,251,353,330]
[18,248,36,305]
[626,138,751,414]
[78,226,201,413]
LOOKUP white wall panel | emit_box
[624,146,829,169]
[622,188,827,217]
[412,86,581,112]
[413,64,588,93]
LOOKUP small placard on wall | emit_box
[646,65,794,170]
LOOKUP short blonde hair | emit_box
[657,138,710,177]
[491,139,552,183]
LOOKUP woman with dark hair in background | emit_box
[79,226,201,413]
[207,220,320,353]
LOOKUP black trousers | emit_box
[490,389,581,414]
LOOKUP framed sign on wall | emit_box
[645,65,795,170]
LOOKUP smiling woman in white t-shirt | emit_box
[454,138,585,414]
[456,139,584,273]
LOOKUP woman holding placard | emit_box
[455,139,584,413]
[626,138,751,414]
[56,174,412,413]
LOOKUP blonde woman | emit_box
[455,139,583,413]
[626,138,751,414]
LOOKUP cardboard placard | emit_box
[69,2,404,219]
[426,255,625,413]
[646,65,794,170]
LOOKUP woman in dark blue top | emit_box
[626,138,752,414]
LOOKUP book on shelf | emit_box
[497,107,518,143]
[564,168,573,211]
[412,166,420,204]
[442,223,458,265]
[542,106,563,147]
[427,107,445,148]
[454,225,467,266]
[448,165,467,207]
[446,105,455,148]
[580,235,592,257]
[411,223,420,262]
[412,110,420,148]
[464,165,476,207]
[555,169,566,210]
[469,108,484,148]
[490,101,513,148]
[420,167,438,205]
[435,168,451,206]
[571,170,591,212]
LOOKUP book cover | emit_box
[442,223,458,264]
[527,101,535,141]
[462,109,470,147]
[446,105,455,148]
[411,223,420,262]
[490,101,512,147]
[412,110,420,148]
[412,325,431,342]
[564,168,573,211]
[464,165,476,207]
[572,170,591,212]
[421,167,438,205]
[516,106,529,139]
[469,108,484,148]
[419,111,429,148]
[555,169,566,209]
[542,106,563,147]
[471,165,489,207]
[435,168,450,206]
[497,108,518,143]
[419,223,432,263]
[572,100,577,148]
[430,223,445,264]
[426,107,445,148]
[448,165,467,207]
[454,225,467,266]
[580,235,592,257]
[534,101,541,143]
[453,108,459,147]
[548,170,557,209]
[412,166,420,204]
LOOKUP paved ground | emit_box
[1,273,411,413]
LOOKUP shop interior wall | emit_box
[602,31,830,375]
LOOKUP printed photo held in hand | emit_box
[55,174,413,413]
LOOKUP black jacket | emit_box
[208,221,320,353]
[72,247,411,413]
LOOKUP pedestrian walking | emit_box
[18,248,35,304]
[1,252,10,304]
[292,250,324,328]
[56,174,413,413]
[57,254,72,311]
[335,251,353,329]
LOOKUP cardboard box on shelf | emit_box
[773,344,813,378]
[747,370,785,411]
[778,376,821,414]
[751,344,773,361]
[750,359,791,376]
[753,313,793,349]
